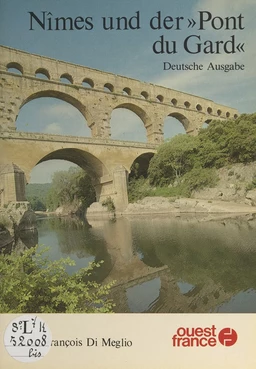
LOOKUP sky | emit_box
[0,0,255,182]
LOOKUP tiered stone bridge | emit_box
[0,45,239,210]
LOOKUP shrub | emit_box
[102,197,115,213]
[128,177,151,202]
[245,173,256,191]
[0,246,115,313]
[182,167,219,195]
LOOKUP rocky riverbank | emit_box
[124,197,256,217]
[0,202,37,248]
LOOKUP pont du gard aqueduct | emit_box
[0,45,239,211]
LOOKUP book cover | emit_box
[0,0,255,368]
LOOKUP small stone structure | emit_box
[0,164,26,206]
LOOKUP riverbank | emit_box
[0,202,37,249]
[124,197,256,216]
[36,197,256,221]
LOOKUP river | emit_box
[17,214,256,313]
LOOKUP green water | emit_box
[31,214,256,313]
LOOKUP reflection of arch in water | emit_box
[38,216,113,282]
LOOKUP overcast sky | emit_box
[1,0,255,182]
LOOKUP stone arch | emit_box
[82,78,94,88]
[19,89,93,128]
[166,112,190,131]
[202,119,212,128]
[110,103,150,142]
[196,104,202,112]
[207,107,213,114]
[32,148,109,201]
[60,73,73,84]
[123,87,132,96]
[36,148,108,179]
[141,91,149,100]
[104,83,114,92]
[112,103,151,128]
[156,95,164,103]
[6,62,23,74]
[35,68,50,80]
[184,101,191,109]
[226,112,230,118]
[129,152,155,179]
[171,98,178,106]
[217,109,222,116]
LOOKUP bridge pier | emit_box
[112,166,129,211]
[95,166,128,212]
[0,161,129,212]
[0,164,26,206]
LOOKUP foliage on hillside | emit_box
[46,167,96,212]
[26,168,96,212]
[26,183,51,211]
[0,246,114,313]
[129,113,256,202]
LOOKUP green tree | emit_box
[128,113,256,201]
[46,167,96,211]
[28,196,46,211]
[26,183,51,211]
[198,114,256,166]
[0,246,114,313]
[148,134,199,186]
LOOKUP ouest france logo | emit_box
[172,325,238,347]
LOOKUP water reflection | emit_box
[16,214,256,313]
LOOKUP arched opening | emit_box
[104,83,114,92]
[6,62,23,75]
[234,114,238,119]
[16,95,91,137]
[163,113,188,140]
[129,153,155,180]
[123,87,131,96]
[141,91,149,100]
[60,73,73,84]
[37,148,107,183]
[196,104,202,112]
[226,112,230,118]
[202,119,212,129]
[128,152,155,203]
[217,109,222,116]
[156,95,164,103]
[207,107,213,114]
[28,148,108,207]
[35,68,50,80]
[82,78,94,88]
[171,98,178,106]
[184,101,191,109]
[110,104,149,142]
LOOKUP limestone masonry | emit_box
[0,45,239,210]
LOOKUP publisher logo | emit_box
[172,325,238,347]
[218,328,238,346]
